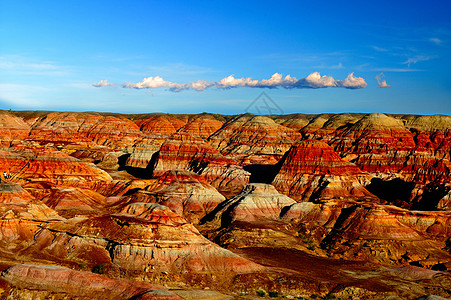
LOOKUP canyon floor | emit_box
[0,110,450,299]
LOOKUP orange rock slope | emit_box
[0,110,450,299]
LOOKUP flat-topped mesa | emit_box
[208,114,301,165]
[0,113,31,146]
[402,114,451,132]
[153,131,250,196]
[25,112,142,149]
[272,140,373,201]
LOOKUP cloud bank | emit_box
[94,72,367,91]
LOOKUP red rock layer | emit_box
[402,114,451,159]
[272,140,374,201]
[25,112,142,149]
[207,183,296,225]
[322,203,451,266]
[40,186,107,217]
[25,206,263,283]
[178,113,224,139]
[139,170,226,224]
[2,264,181,299]
[125,114,224,169]
[126,115,187,169]
[135,114,187,136]
[0,147,112,187]
[0,113,31,147]
[208,114,301,165]
[0,182,35,204]
[154,131,250,195]
[331,113,415,156]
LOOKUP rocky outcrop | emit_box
[26,205,264,286]
[201,184,304,250]
[178,113,224,139]
[207,183,296,225]
[40,186,107,217]
[154,132,250,195]
[1,263,181,299]
[125,114,224,170]
[140,170,226,224]
[321,203,451,267]
[125,115,187,169]
[0,113,31,146]
[25,112,143,149]
[0,110,450,299]
[0,148,113,189]
[208,114,301,165]
[272,140,374,201]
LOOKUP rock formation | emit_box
[272,140,374,201]
[0,110,449,299]
[208,114,301,165]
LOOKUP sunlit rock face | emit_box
[1,264,182,299]
[208,114,301,165]
[0,113,31,147]
[25,112,143,149]
[272,140,374,202]
[144,170,226,224]
[0,111,450,299]
[153,131,250,196]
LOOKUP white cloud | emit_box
[375,73,390,88]
[92,80,115,87]
[217,75,259,88]
[122,76,173,89]
[296,72,337,88]
[257,73,298,87]
[403,55,436,67]
[429,38,443,45]
[97,72,367,92]
[338,73,368,89]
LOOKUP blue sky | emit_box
[1,0,450,115]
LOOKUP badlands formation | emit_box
[0,111,450,299]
